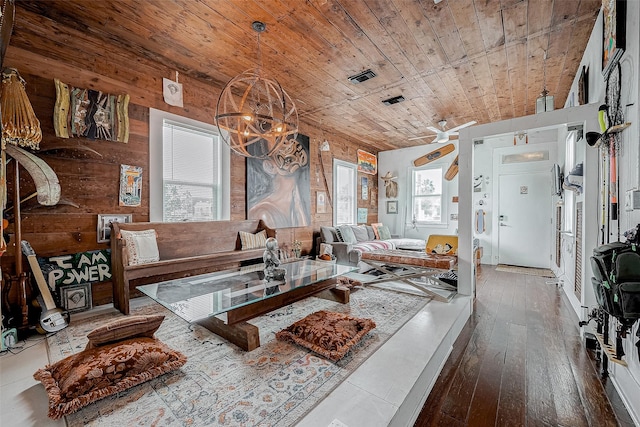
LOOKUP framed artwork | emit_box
[316,191,327,214]
[386,200,398,214]
[578,65,589,105]
[60,283,92,313]
[119,164,142,207]
[97,213,132,243]
[357,208,368,223]
[602,0,626,77]
[361,176,368,200]
[356,149,377,175]
[247,133,311,228]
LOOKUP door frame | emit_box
[493,142,556,268]
[458,104,600,305]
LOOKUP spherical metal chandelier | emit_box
[215,21,298,158]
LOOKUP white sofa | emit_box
[318,225,425,267]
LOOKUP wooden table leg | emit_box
[315,285,350,303]
[195,316,260,351]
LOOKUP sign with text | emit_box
[37,249,111,291]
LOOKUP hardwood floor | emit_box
[414,265,635,427]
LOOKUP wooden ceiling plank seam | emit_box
[502,1,529,44]
[447,0,486,57]
[392,0,449,68]
[366,0,436,73]
[486,47,516,119]
[453,62,492,124]
[469,55,503,122]
[415,0,468,63]
[550,0,581,27]
[527,0,555,37]
[336,0,422,78]
[473,0,507,50]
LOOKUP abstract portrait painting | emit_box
[247,134,311,228]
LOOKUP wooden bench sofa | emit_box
[111,219,276,315]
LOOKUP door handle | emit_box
[500,222,507,227]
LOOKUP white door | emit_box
[498,172,551,268]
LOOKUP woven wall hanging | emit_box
[53,78,130,143]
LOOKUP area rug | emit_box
[495,264,555,278]
[45,286,429,426]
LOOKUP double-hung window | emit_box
[411,165,446,225]
[149,109,230,222]
[333,160,357,225]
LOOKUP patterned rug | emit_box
[45,286,429,426]
[495,264,556,278]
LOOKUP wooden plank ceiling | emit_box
[12,0,601,151]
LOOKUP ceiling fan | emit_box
[409,119,477,143]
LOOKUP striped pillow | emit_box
[239,229,268,250]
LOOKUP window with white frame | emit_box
[333,160,357,225]
[149,109,230,222]
[411,165,446,224]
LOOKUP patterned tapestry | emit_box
[53,78,130,143]
[247,133,310,228]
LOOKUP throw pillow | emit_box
[365,225,376,240]
[378,225,391,240]
[336,225,357,244]
[85,315,165,349]
[120,229,160,266]
[33,337,187,419]
[350,225,370,242]
[239,229,268,250]
[377,225,392,240]
[276,310,376,361]
[320,226,338,243]
[371,223,383,239]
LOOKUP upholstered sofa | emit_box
[318,224,426,267]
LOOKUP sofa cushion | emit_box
[351,240,395,255]
[320,226,338,243]
[365,225,376,240]
[350,225,370,242]
[377,225,392,240]
[426,235,458,255]
[371,223,383,239]
[336,225,357,244]
[120,229,160,266]
[239,229,267,250]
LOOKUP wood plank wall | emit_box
[1,19,380,309]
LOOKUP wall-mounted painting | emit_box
[119,164,142,207]
[361,176,368,200]
[247,134,311,228]
[316,191,327,214]
[357,208,368,223]
[357,149,377,175]
[602,0,626,77]
[578,65,589,105]
[97,213,132,243]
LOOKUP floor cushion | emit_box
[276,310,376,361]
[34,337,187,419]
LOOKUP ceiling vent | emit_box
[348,69,376,83]
[382,95,405,105]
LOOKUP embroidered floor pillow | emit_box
[276,310,376,361]
[34,336,187,419]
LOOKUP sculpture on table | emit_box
[263,237,285,282]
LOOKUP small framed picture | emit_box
[60,283,92,313]
[386,200,398,214]
[316,191,327,214]
[97,214,132,243]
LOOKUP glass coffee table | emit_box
[137,259,356,351]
